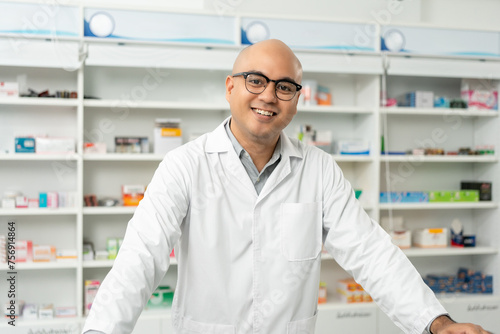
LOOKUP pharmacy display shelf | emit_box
[379,202,498,210]
[0,153,79,161]
[0,208,78,216]
[0,261,78,270]
[83,153,164,162]
[332,155,373,162]
[380,155,498,163]
[83,257,178,268]
[0,97,78,107]
[403,247,498,257]
[380,107,499,117]
[82,206,137,215]
[0,317,82,329]
[83,99,230,111]
[297,105,374,114]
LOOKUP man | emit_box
[83,39,491,334]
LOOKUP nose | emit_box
[258,82,278,103]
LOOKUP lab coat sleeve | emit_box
[321,157,446,334]
[82,152,191,334]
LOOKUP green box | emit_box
[429,190,479,202]
[147,286,174,309]
[429,191,453,202]
[453,190,479,202]
[107,238,118,260]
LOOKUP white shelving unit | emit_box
[1,6,499,334]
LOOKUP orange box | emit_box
[33,245,56,262]
[122,185,145,206]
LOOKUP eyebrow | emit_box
[248,70,298,84]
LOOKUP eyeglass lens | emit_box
[245,73,297,101]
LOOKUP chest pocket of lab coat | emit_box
[280,202,322,261]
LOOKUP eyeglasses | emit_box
[232,72,302,101]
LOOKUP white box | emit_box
[336,140,370,155]
[38,304,54,319]
[0,82,19,97]
[413,228,448,248]
[23,304,38,320]
[35,137,75,154]
[390,230,411,249]
[154,119,182,155]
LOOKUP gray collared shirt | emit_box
[225,119,281,195]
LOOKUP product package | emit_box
[461,181,492,201]
[115,137,149,153]
[84,142,107,154]
[0,82,19,97]
[84,280,101,316]
[380,191,429,203]
[336,140,370,155]
[398,91,434,108]
[36,137,75,154]
[15,240,33,262]
[337,278,372,304]
[154,119,182,155]
[122,185,145,206]
[146,286,174,309]
[413,228,448,248]
[33,245,56,262]
[15,137,35,153]
[461,79,498,110]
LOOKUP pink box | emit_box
[47,192,58,208]
[15,240,33,262]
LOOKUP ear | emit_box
[225,75,234,103]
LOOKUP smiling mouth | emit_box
[252,108,277,116]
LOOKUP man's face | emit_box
[225,42,302,146]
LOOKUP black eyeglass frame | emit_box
[232,71,302,101]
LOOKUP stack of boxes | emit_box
[337,278,372,304]
[424,268,493,295]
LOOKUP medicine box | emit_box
[399,91,434,108]
[84,142,107,154]
[39,304,54,319]
[56,249,77,261]
[461,181,492,201]
[429,190,479,202]
[107,238,118,260]
[15,240,33,262]
[36,137,75,154]
[336,140,370,155]
[413,228,448,248]
[0,82,19,97]
[389,230,411,249]
[461,79,498,110]
[147,286,174,309]
[55,306,77,318]
[33,245,56,262]
[23,304,38,320]
[84,280,100,316]
[15,137,35,153]
[380,191,429,203]
[122,185,145,206]
[337,278,372,303]
[154,119,182,155]
[115,137,149,153]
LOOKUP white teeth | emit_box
[254,108,274,116]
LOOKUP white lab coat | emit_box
[82,118,446,334]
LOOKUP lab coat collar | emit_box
[205,116,303,160]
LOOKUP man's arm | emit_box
[430,315,492,334]
[81,154,190,334]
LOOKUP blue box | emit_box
[39,193,47,208]
[380,191,429,203]
[15,137,35,153]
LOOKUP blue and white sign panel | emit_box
[84,8,237,45]
[381,25,500,58]
[0,2,79,37]
[241,17,377,52]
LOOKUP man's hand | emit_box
[430,315,493,334]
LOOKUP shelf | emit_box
[403,247,498,257]
[0,316,81,328]
[380,155,498,163]
[379,202,498,210]
[0,97,78,107]
[84,153,164,162]
[83,206,137,215]
[0,208,78,216]
[297,105,374,114]
[0,153,79,161]
[83,99,229,111]
[380,107,498,117]
[332,154,373,162]
[83,257,177,268]
[0,261,78,270]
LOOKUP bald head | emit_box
[232,39,303,83]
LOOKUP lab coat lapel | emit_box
[205,118,257,196]
[257,133,303,202]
